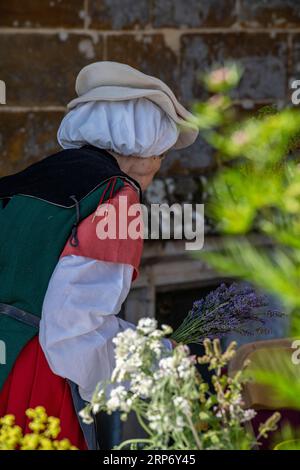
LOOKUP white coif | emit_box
[57,98,179,157]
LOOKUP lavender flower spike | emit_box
[171,282,283,345]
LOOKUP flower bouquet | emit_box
[170,282,283,345]
[80,319,280,450]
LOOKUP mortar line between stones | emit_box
[0,100,279,113]
[0,27,299,35]
[235,0,242,17]
[0,106,66,112]
[83,0,90,30]
[287,33,294,87]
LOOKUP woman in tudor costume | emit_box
[0,62,198,449]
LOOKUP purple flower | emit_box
[171,282,283,344]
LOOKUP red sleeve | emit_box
[61,182,143,280]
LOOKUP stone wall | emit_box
[0,0,299,201]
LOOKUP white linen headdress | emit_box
[57,98,180,158]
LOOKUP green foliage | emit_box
[202,63,243,95]
[201,242,300,315]
[190,65,300,450]
[274,424,300,450]
[275,439,300,450]
[191,64,300,333]
[244,347,300,450]
[245,348,300,410]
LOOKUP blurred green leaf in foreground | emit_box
[190,64,300,449]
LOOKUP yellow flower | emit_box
[0,408,78,451]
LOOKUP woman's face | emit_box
[115,155,163,191]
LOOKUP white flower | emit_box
[92,403,101,414]
[149,330,163,339]
[160,357,173,368]
[158,356,177,377]
[112,330,147,382]
[148,339,163,357]
[158,352,195,381]
[177,357,195,380]
[113,328,138,350]
[125,397,133,409]
[175,415,185,431]
[79,407,93,425]
[147,412,174,435]
[131,372,154,398]
[106,385,128,413]
[137,318,157,335]
[161,324,173,335]
[174,397,191,416]
[240,409,257,423]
